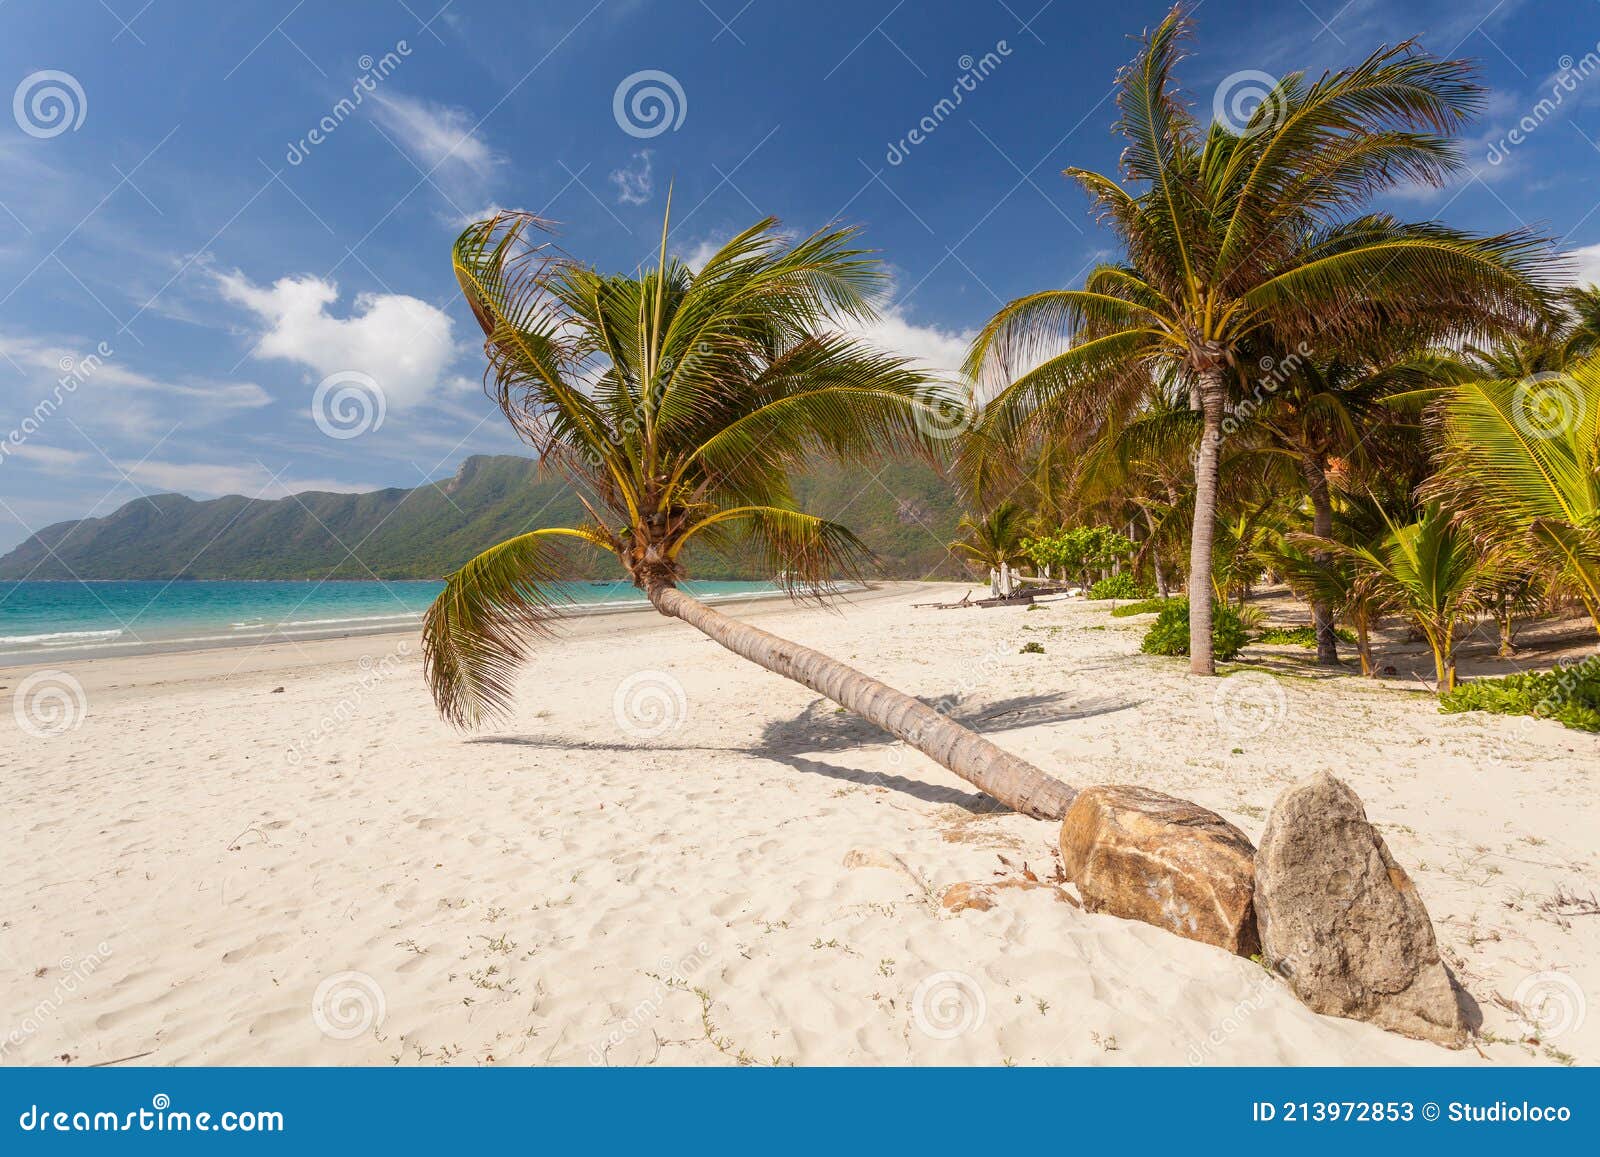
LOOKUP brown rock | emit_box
[1254,772,1466,1046]
[1059,785,1259,955]
[941,878,1080,914]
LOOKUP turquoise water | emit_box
[0,579,784,665]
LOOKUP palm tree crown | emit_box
[424,209,947,727]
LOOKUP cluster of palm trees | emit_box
[956,5,1600,689]
[419,5,1597,816]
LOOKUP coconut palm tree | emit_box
[1272,493,1407,675]
[1423,357,1600,638]
[962,3,1549,675]
[421,210,1077,820]
[949,501,1032,574]
[1247,349,1449,664]
[1318,503,1499,692]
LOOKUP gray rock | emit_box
[1255,772,1466,1046]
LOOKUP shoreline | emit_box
[0,581,896,671]
[5,581,947,698]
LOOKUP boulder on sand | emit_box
[1058,785,1259,956]
[1254,772,1466,1046]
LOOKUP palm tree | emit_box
[1273,493,1407,676]
[1249,349,1447,664]
[1461,284,1600,376]
[1423,357,1600,638]
[1319,503,1498,692]
[1270,541,1388,675]
[949,501,1032,574]
[962,3,1549,675]
[422,210,1078,820]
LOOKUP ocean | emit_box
[0,579,786,666]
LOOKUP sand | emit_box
[2,582,1594,1066]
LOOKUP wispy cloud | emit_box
[609,150,655,205]
[0,333,271,409]
[369,90,498,195]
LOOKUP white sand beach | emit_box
[2,582,1594,1066]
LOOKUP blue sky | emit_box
[1,0,1597,552]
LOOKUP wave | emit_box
[0,628,125,645]
[232,612,423,630]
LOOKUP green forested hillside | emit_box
[0,454,966,581]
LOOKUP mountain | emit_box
[0,455,967,581]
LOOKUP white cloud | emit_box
[609,150,654,205]
[680,236,724,272]
[369,91,496,193]
[1565,244,1600,289]
[216,272,456,408]
[847,306,974,378]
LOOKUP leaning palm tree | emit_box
[422,210,1077,820]
[962,3,1549,674]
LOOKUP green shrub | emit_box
[1110,597,1168,618]
[1139,598,1248,661]
[1256,624,1357,647]
[1439,662,1600,732]
[1088,573,1152,600]
[1019,641,1046,654]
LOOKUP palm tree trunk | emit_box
[1143,506,1168,597]
[646,584,1078,820]
[1299,453,1340,667]
[1188,368,1226,675]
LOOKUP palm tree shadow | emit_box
[752,690,1141,756]
[468,690,1140,814]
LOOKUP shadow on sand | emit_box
[468,689,1142,813]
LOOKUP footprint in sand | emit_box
[220,930,293,963]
